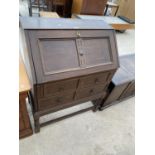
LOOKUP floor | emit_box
[20,98,135,155]
[19,1,135,155]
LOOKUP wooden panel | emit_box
[19,93,33,138]
[72,0,83,14]
[72,0,108,15]
[104,83,129,106]
[119,81,135,99]
[20,17,112,30]
[43,78,78,97]
[76,86,106,99]
[111,23,134,30]
[114,0,135,20]
[82,38,111,66]
[38,38,80,74]
[27,29,119,83]
[78,72,110,88]
[102,54,135,108]
[19,116,25,131]
[38,92,74,110]
[81,0,108,15]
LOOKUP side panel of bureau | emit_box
[19,92,33,138]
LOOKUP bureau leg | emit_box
[93,99,102,112]
[34,114,40,133]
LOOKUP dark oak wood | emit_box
[99,54,135,110]
[81,0,108,15]
[20,17,119,132]
[19,92,33,138]
[19,57,33,139]
[72,0,108,15]
[19,17,112,30]
[46,0,73,17]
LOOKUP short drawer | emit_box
[38,92,75,110]
[43,78,78,97]
[78,72,110,88]
[76,86,105,99]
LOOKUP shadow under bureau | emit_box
[20,17,119,132]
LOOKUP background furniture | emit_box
[20,17,119,133]
[45,0,73,17]
[28,0,48,16]
[112,0,135,20]
[72,0,108,15]
[104,1,119,16]
[74,14,135,31]
[99,54,135,110]
[39,11,60,18]
[19,56,33,139]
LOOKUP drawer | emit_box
[43,78,78,97]
[76,86,105,99]
[78,72,110,88]
[38,92,75,110]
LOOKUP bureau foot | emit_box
[92,99,102,112]
[99,106,104,111]
[34,118,40,133]
[34,114,40,133]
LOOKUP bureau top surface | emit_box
[20,17,112,30]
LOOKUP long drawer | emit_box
[37,78,78,98]
[119,81,135,99]
[76,85,106,99]
[78,72,111,88]
[38,91,75,110]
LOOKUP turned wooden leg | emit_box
[34,114,40,133]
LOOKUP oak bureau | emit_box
[20,17,119,132]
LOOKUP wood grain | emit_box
[19,56,31,93]
[113,0,135,20]
[39,11,60,18]
[20,18,119,132]
[72,0,108,15]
